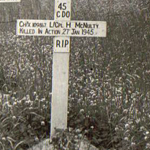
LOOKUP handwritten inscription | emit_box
[17,20,107,37]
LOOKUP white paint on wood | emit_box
[16,19,107,37]
[50,0,71,138]
[54,0,71,21]
[54,37,70,52]
[50,53,70,137]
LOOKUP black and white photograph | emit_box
[0,0,150,149]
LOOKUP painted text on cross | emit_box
[17,20,107,37]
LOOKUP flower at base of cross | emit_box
[123,109,128,115]
[124,137,129,141]
[34,136,39,142]
[115,126,119,131]
[12,116,17,120]
[76,129,81,133]
[125,124,130,129]
[90,126,94,129]
[2,137,6,141]
[145,131,149,135]
[140,126,145,131]
[13,102,17,105]
[131,142,136,148]
[40,98,45,102]
[80,109,84,113]
[135,118,140,124]
[144,136,148,140]
[146,143,150,149]
[41,121,45,126]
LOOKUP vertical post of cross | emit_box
[50,0,71,138]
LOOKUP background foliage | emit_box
[0,0,150,149]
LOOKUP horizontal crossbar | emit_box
[17,19,107,37]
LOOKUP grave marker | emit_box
[16,0,107,138]
[51,0,71,138]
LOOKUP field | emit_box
[0,0,150,150]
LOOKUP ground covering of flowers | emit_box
[0,30,150,150]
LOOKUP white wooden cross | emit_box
[16,0,107,138]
